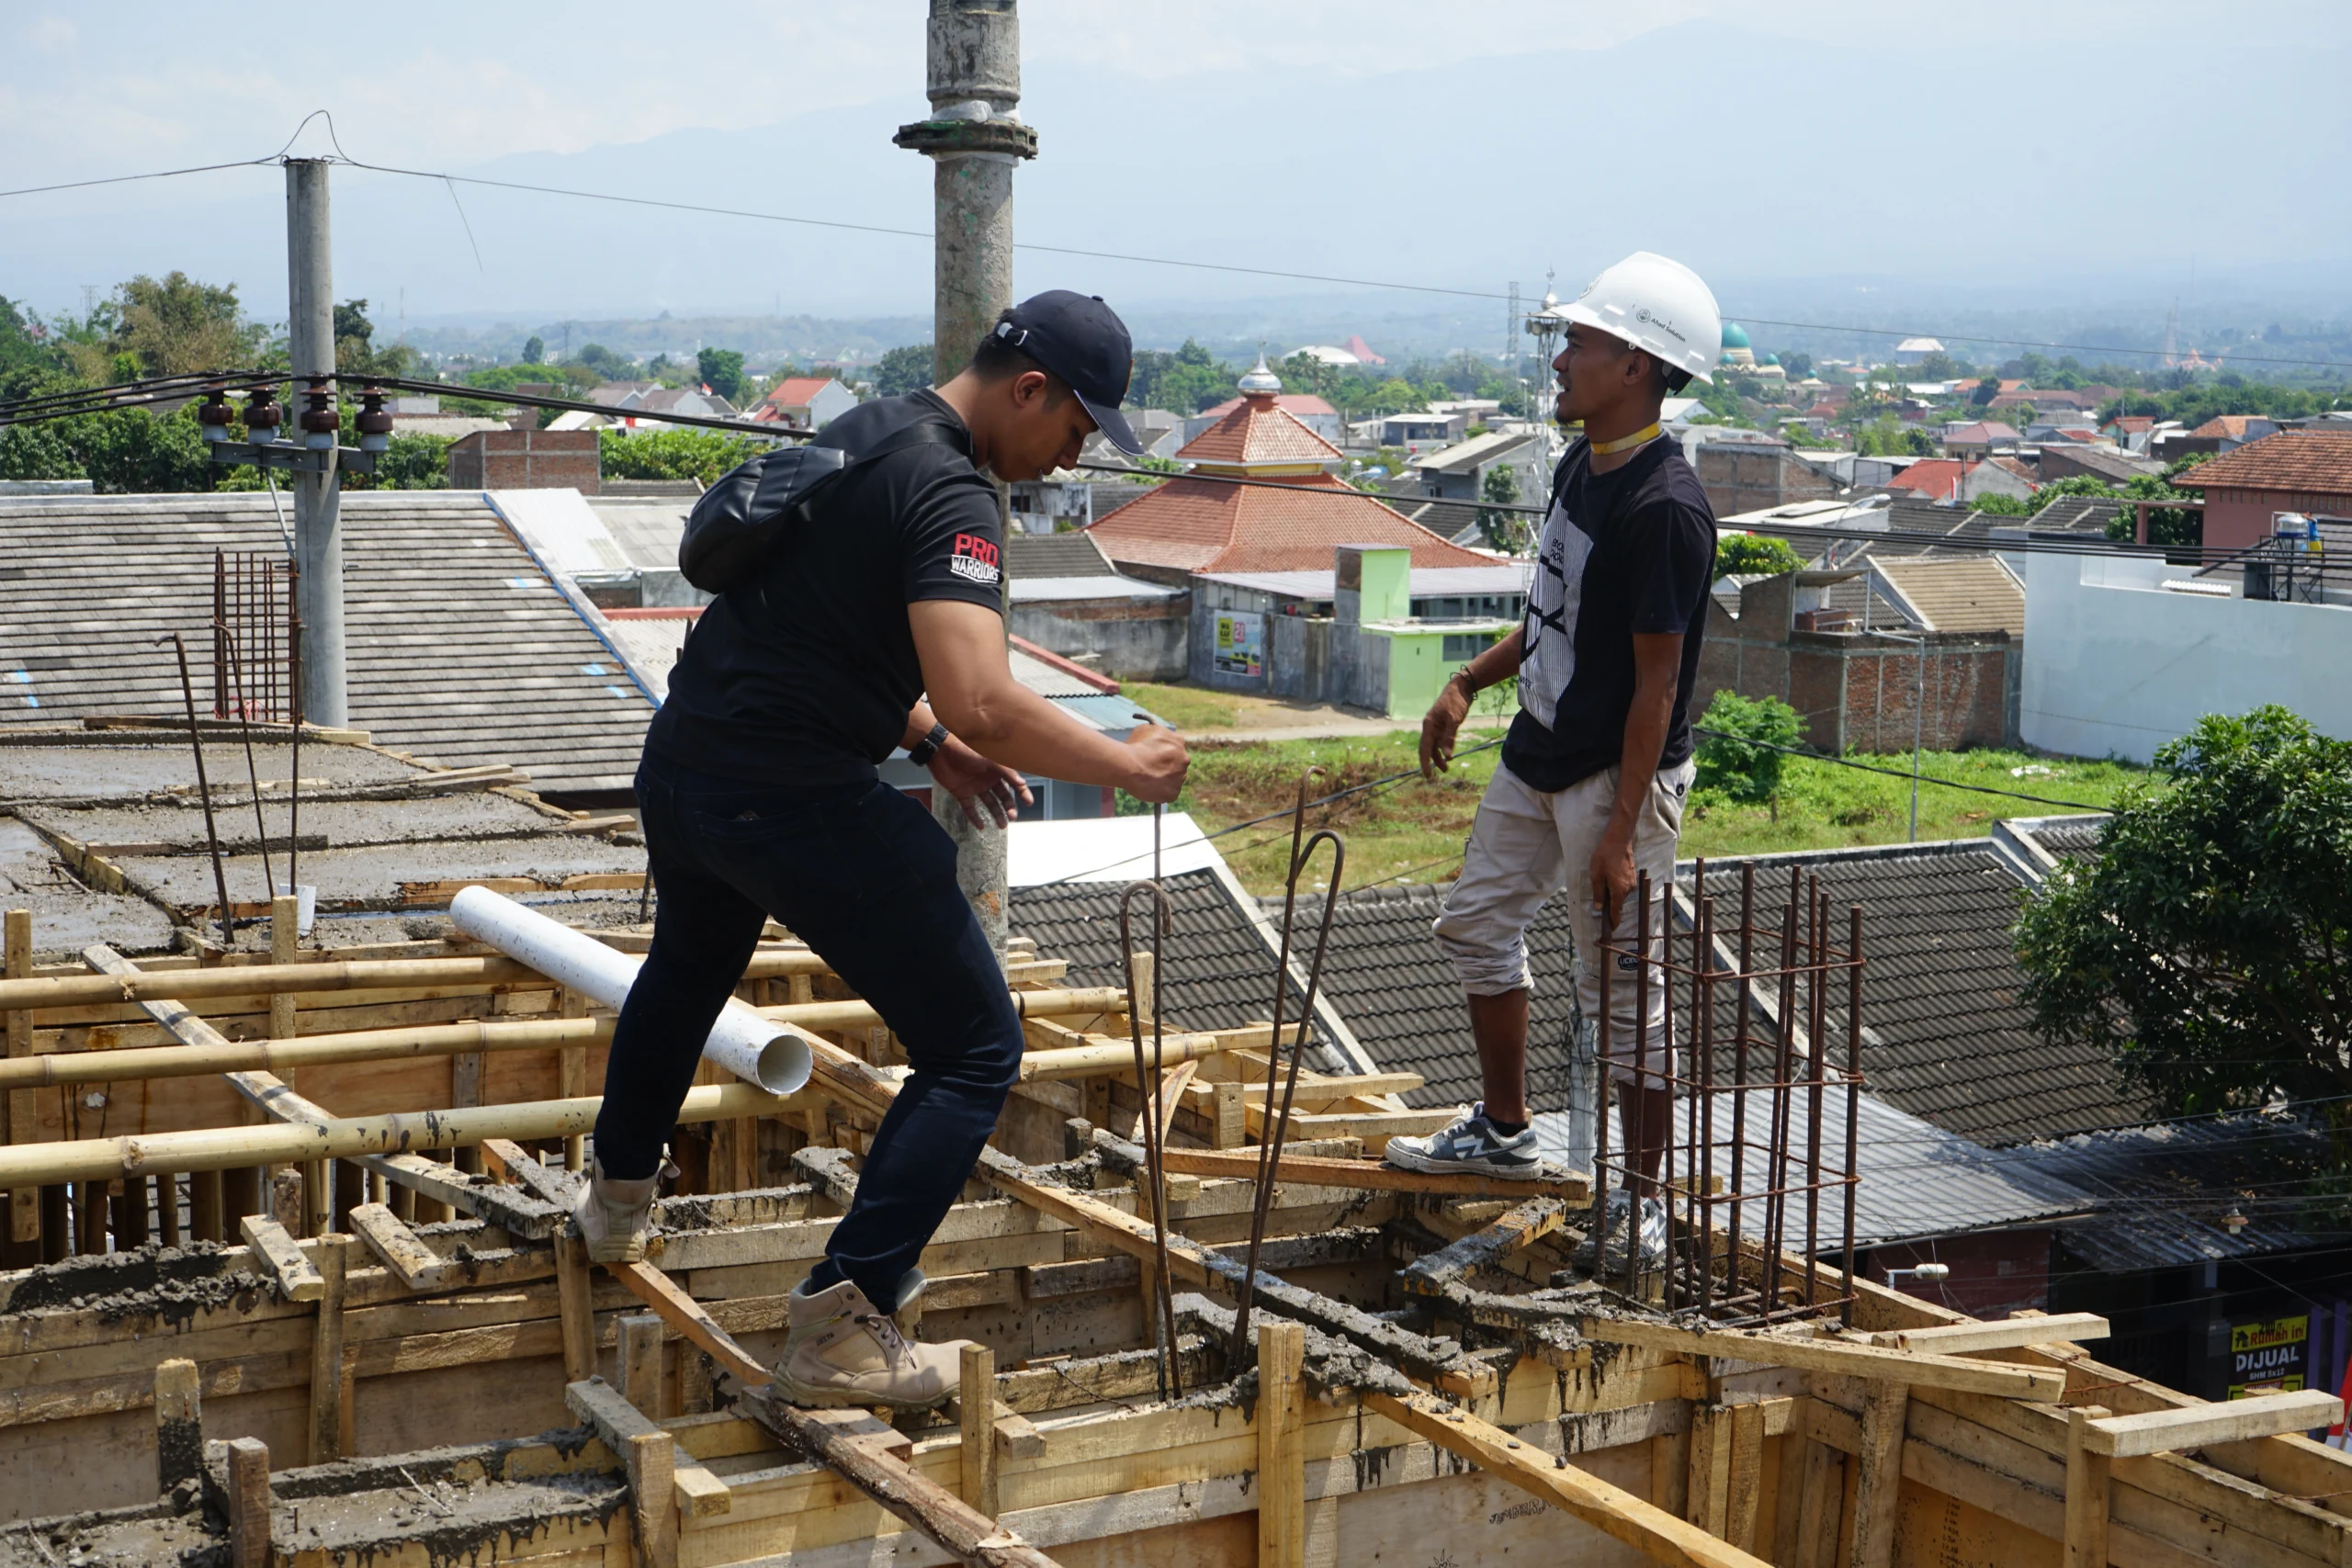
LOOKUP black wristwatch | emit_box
[907,722,951,768]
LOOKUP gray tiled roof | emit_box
[2016,815,2110,864]
[1006,532,1115,580]
[0,493,656,796]
[1678,843,2153,1145]
[1009,866,1331,1053]
[1262,882,1577,1115]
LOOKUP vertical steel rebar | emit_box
[1729,862,1755,1300]
[162,634,237,943]
[1762,897,1799,1314]
[211,551,227,717]
[1629,870,1651,1295]
[1804,883,1827,1311]
[1591,876,1612,1275]
[1697,893,1716,1312]
[1659,875,1678,1305]
[220,626,277,901]
[1843,903,1865,1328]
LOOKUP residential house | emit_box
[1083,361,1488,586]
[2168,430,2352,553]
[1892,336,1946,365]
[2102,414,2158,452]
[2152,413,2284,464]
[1941,421,2020,458]
[2037,442,2164,487]
[1003,530,1188,682]
[1402,429,1544,505]
[1376,410,1466,447]
[1962,457,2038,504]
[1189,546,1526,716]
[1689,434,1842,519]
[750,375,858,431]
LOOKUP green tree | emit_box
[696,347,747,402]
[870,344,933,399]
[599,426,766,486]
[334,299,414,379]
[2016,707,2352,1152]
[577,343,633,381]
[1128,339,1235,413]
[1476,463,1526,554]
[1693,691,1804,814]
[523,334,545,364]
[1970,375,2001,408]
[1713,534,1803,576]
[108,273,266,378]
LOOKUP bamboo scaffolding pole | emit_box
[0,1081,788,1187]
[0,987,1131,1091]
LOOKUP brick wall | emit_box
[1694,446,1838,520]
[447,428,602,493]
[1693,574,2013,754]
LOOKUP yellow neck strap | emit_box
[1588,423,1663,457]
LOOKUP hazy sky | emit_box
[6,3,2349,338]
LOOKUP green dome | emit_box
[1721,321,1752,350]
[1762,352,1780,365]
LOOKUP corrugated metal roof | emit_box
[1533,1089,2094,1249]
[0,492,656,796]
[2017,1113,2335,1270]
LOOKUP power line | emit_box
[10,141,2347,375]
[1686,728,2121,813]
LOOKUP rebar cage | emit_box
[210,548,294,723]
[1591,859,1866,1325]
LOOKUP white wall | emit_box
[2021,550,2352,761]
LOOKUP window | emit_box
[1442,633,1491,660]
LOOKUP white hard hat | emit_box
[1560,251,1723,386]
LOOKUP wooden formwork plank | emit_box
[239,1213,326,1302]
[1873,1313,2110,1355]
[1585,1318,2065,1401]
[1258,1320,1306,1568]
[1850,1381,1908,1568]
[2086,1391,2344,1458]
[1364,1388,1773,1568]
[349,1202,453,1291]
[2067,1404,2113,1568]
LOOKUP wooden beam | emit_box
[961,1342,998,1519]
[1851,1381,1908,1568]
[225,1436,270,1568]
[1258,1319,1306,1568]
[1872,1313,2110,1354]
[1724,1400,1764,1554]
[1582,1318,2066,1401]
[565,1376,729,1526]
[238,1213,325,1301]
[349,1202,452,1291]
[556,1231,598,1383]
[1398,1198,1566,1297]
[1363,1389,1775,1568]
[155,1357,202,1494]
[2082,1389,2343,1457]
[6,907,37,1247]
[1152,1144,1587,1202]
[620,1314,665,1420]
[608,1258,1066,1568]
[307,1235,349,1465]
[2065,1404,2111,1568]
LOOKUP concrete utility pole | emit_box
[896,0,1039,960]
[285,159,345,726]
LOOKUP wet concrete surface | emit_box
[18,792,602,856]
[114,840,648,914]
[0,1506,217,1567]
[0,737,419,804]
[0,817,177,958]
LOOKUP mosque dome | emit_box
[1721,321,1752,351]
[1237,352,1282,396]
[1718,321,1756,367]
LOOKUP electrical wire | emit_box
[0,160,272,200]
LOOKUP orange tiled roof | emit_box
[2170,432,2352,495]
[2188,414,2262,439]
[1177,394,1345,468]
[1083,471,1490,575]
[764,377,839,405]
[1195,391,1338,420]
[1891,458,1969,500]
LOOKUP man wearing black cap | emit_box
[574,291,1188,1410]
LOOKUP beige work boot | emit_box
[775,1270,957,1411]
[573,1155,660,1264]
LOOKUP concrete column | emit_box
[285,160,345,726]
[898,0,1039,961]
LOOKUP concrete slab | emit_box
[0,737,421,804]
[0,818,177,960]
[17,792,598,857]
[111,838,648,915]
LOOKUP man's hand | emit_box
[928,736,1033,829]
[1589,816,1637,931]
[1121,722,1189,804]
[1420,675,1471,779]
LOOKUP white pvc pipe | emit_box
[450,886,812,1095]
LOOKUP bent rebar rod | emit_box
[1118,878,1182,1399]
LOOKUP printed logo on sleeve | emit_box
[949,533,1002,586]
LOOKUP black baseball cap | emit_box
[991,290,1141,455]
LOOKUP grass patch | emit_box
[1124,737,2150,897]
[1124,682,1243,730]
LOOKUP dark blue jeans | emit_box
[594,750,1023,1307]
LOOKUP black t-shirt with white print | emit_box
[648,389,1005,784]
[1499,433,1717,793]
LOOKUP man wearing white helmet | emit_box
[1388,253,1721,1270]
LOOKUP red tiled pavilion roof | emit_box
[1083,471,1491,575]
[1176,394,1345,468]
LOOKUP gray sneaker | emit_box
[1385,1102,1541,1179]
[1572,1192,1668,1274]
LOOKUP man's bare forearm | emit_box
[1611,686,1672,827]
[1453,628,1526,694]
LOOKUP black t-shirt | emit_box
[647,389,1005,784]
[1500,434,1717,793]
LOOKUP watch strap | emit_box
[908,722,950,767]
